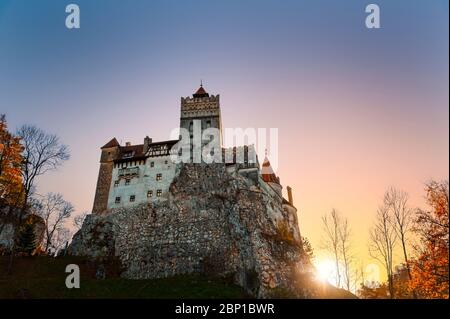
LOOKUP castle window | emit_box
[150,161,154,167]
[206,120,211,128]
[115,197,121,204]
[125,179,130,186]
[114,180,119,187]
[156,189,162,197]
[123,151,133,159]
[147,190,153,198]
[164,160,168,164]
[156,173,162,181]
[189,122,193,132]
[130,195,135,202]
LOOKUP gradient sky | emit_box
[1,0,448,282]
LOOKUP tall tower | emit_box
[92,138,120,214]
[180,84,223,153]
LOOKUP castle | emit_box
[92,85,295,216]
[72,85,307,297]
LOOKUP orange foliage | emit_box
[409,180,449,299]
[0,114,24,206]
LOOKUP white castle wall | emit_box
[107,155,178,209]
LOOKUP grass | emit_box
[0,256,249,299]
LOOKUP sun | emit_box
[315,259,337,284]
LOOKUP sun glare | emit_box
[315,259,337,284]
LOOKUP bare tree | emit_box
[369,205,397,298]
[37,193,74,252]
[17,125,70,210]
[338,216,353,291]
[73,211,88,231]
[383,187,415,297]
[321,209,342,287]
[53,227,71,255]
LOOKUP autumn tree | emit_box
[369,205,397,298]
[409,180,449,299]
[0,114,24,207]
[7,125,70,273]
[357,281,389,299]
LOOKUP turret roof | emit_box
[101,137,120,149]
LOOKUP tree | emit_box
[357,282,389,299]
[384,187,414,285]
[338,216,352,291]
[16,125,70,210]
[321,209,342,288]
[36,193,74,253]
[409,180,449,298]
[369,205,397,298]
[369,206,397,297]
[73,211,88,231]
[321,209,354,290]
[15,222,36,256]
[0,114,24,206]
[301,236,315,261]
[52,227,71,255]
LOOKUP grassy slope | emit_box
[0,256,356,299]
[0,256,248,299]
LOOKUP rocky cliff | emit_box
[69,163,314,298]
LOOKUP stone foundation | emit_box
[70,163,313,297]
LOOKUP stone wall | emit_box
[70,163,312,297]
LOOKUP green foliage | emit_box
[16,222,36,256]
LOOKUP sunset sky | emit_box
[1,0,448,283]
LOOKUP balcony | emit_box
[118,167,139,177]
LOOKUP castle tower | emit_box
[261,155,282,197]
[180,84,223,158]
[92,138,120,214]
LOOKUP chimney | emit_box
[125,142,131,147]
[287,186,293,206]
[143,136,152,153]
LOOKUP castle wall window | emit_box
[130,195,135,202]
[156,189,162,197]
[115,197,121,204]
[150,161,154,167]
[147,190,153,198]
[156,173,162,181]
[123,151,133,159]
[125,179,130,186]
[114,180,119,187]
[206,120,211,128]
[164,160,168,164]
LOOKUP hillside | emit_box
[0,256,249,299]
[0,256,356,299]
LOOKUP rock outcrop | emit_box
[70,163,313,297]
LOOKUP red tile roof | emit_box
[101,138,120,149]
[193,85,209,98]
[261,157,280,184]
